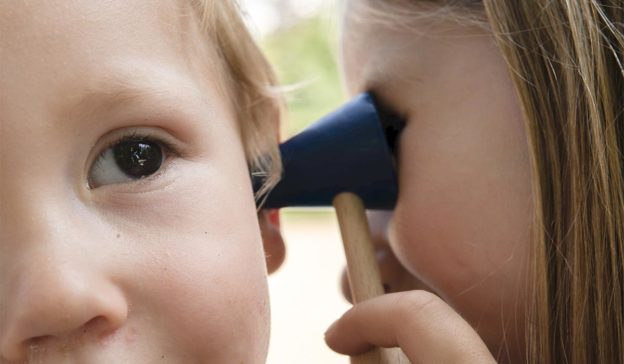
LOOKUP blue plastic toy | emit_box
[254,92,404,209]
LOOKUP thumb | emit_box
[324,291,495,363]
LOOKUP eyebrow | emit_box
[70,87,156,121]
[57,66,203,123]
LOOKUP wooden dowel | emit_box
[333,192,410,364]
[333,193,385,302]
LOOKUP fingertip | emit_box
[323,319,342,352]
[323,316,376,356]
[324,319,339,338]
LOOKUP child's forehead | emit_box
[2,0,194,38]
[0,0,215,82]
[1,0,223,118]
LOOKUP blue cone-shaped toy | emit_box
[254,93,404,210]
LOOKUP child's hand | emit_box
[325,291,496,363]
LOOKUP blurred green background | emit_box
[261,16,345,136]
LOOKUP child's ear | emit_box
[259,210,286,274]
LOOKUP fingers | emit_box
[325,291,496,364]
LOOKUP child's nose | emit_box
[0,261,128,361]
[0,258,128,362]
[0,193,128,362]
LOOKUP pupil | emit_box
[113,140,163,179]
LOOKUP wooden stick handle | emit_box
[333,192,410,364]
[333,193,385,302]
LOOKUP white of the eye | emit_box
[90,148,134,187]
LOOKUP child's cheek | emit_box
[125,231,269,361]
[92,156,269,360]
[94,156,252,230]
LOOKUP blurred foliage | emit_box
[262,16,345,137]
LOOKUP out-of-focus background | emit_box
[241,0,344,136]
[239,1,352,363]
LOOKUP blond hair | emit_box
[188,0,282,200]
[352,0,624,362]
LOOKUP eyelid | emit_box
[86,126,185,189]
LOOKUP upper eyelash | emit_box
[94,130,177,164]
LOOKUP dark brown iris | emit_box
[113,140,162,179]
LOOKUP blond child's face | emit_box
[0,1,272,362]
[341,2,533,359]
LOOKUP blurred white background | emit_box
[240,0,331,36]
[238,1,352,363]
[267,213,350,364]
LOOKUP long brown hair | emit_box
[483,1,624,362]
[350,0,624,362]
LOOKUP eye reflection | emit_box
[114,139,162,178]
[89,136,165,188]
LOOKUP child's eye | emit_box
[89,135,169,189]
